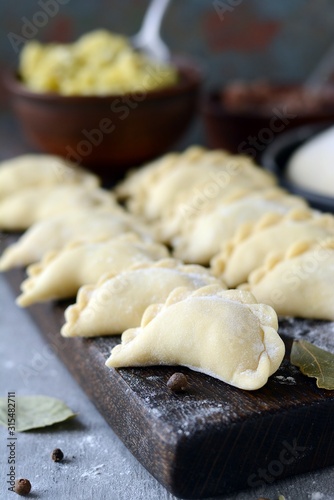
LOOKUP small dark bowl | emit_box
[201,87,334,162]
[261,123,334,212]
[4,58,202,182]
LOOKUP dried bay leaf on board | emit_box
[0,395,76,432]
[290,340,334,390]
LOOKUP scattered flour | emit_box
[274,375,296,385]
[80,464,105,479]
[279,317,334,353]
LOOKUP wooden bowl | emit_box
[4,59,202,183]
[201,86,334,162]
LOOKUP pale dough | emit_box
[106,285,285,390]
[0,154,99,198]
[212,208,334,287]
[170,188,308,265]
[0,185,116,231]
[17,233,169,307]
[156,187,253,243]
[0,208,153,270]
[242,238,334,320]
[62,259,225,337]
[116,146,276,220]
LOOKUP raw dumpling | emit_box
[156,188,252,243]
[242,238,334,320]
[116,146,276,220]
[0,208,153,270]
[0,154,99,198]
[17,233,169,307]
[62,259,225,337]
[212,208,334,287]
[115,151,180,202]
[0,185,116,231]
[171,188,308,265]
[106,285,285,390]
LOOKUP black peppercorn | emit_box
[14,478,31,496]
[167,372,189,392]
[51,448,64,462]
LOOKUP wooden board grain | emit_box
[3,263,334,499]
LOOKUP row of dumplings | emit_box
[0,148,330,390]
[117,146,334,321]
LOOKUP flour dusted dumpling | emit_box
[171,188,308,265]
[0,154,99,198]
[17,233,169,307]
[243,238,334,320]
[62,259,225,337]
[0,185,116,231]
[116,146,276,220]
[156,188,252,243]
[0,209,153,270]
[212,208,334,287]
[106,285,284,390]
[115,151,179,203]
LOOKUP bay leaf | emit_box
[290,340,334,390]
[0,395,76,432]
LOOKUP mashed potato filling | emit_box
[19,29,178,96]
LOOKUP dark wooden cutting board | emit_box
[3,262,334,499]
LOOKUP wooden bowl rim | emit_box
[4,56,203,103]
[201,86,334,119]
